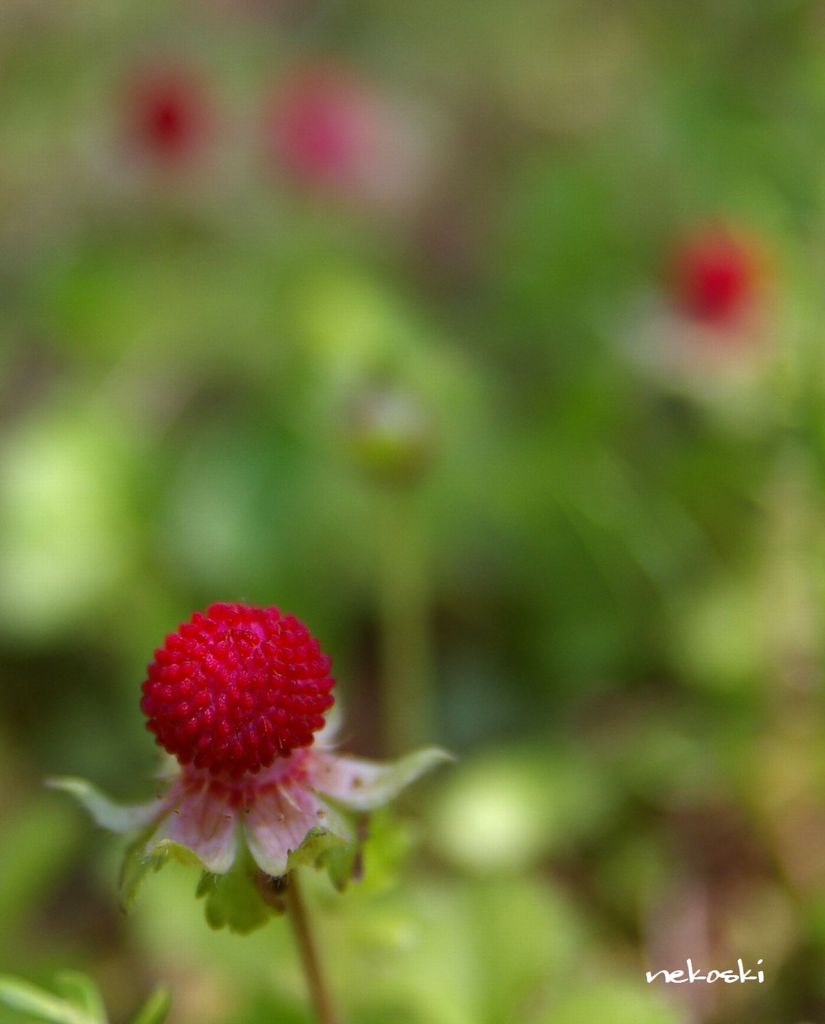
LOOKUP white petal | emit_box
[314,703,343,749]
[147,784,237,874]
[46,776,170,833]
[244,784,337,876]
[309,747,453,812]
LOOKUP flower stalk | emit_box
[287,870,340,1024]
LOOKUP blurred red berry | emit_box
[126,67,210,163]
[140,602,335,778]
[669,226,763,328]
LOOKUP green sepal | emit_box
[129,987,171,1024]
[196,845,280,934]
[118,827,166,912]
[287,825,345,870]
[288,823,361,891]
[313,823,362,888]
[317,839,360,892]
[119,834,199,913]
[143,839,203,868]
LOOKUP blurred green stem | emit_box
[287,871,340,1024]
[377,491,434,755]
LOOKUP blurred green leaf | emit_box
[430,744,616,873]
[0,409,136,641]
[0,799,82,948]
[129,989,171,1024]
[467,876,590,1024]
[544,979,682,1024]
[53,976,105,1024]
[0,976,94,1024]
[357,809,415,894]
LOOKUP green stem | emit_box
[377,491,434,755]
[286,870,341,1024]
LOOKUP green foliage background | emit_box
[3,2,825,1022]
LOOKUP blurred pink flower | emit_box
[266,62,432,211]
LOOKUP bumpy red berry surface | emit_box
[140,603,335,778]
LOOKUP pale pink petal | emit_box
[309,747,453,811]
[244,783,341,876]
[147,784,237,874]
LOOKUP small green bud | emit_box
[345,381,435,486]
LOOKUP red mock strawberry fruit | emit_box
[141,602,334,778]
[126,66,210,164]
[669,225,763,328]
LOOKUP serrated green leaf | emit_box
[130,988,171,1024]
[0,976,91,1024]
[54,973,106,1024]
